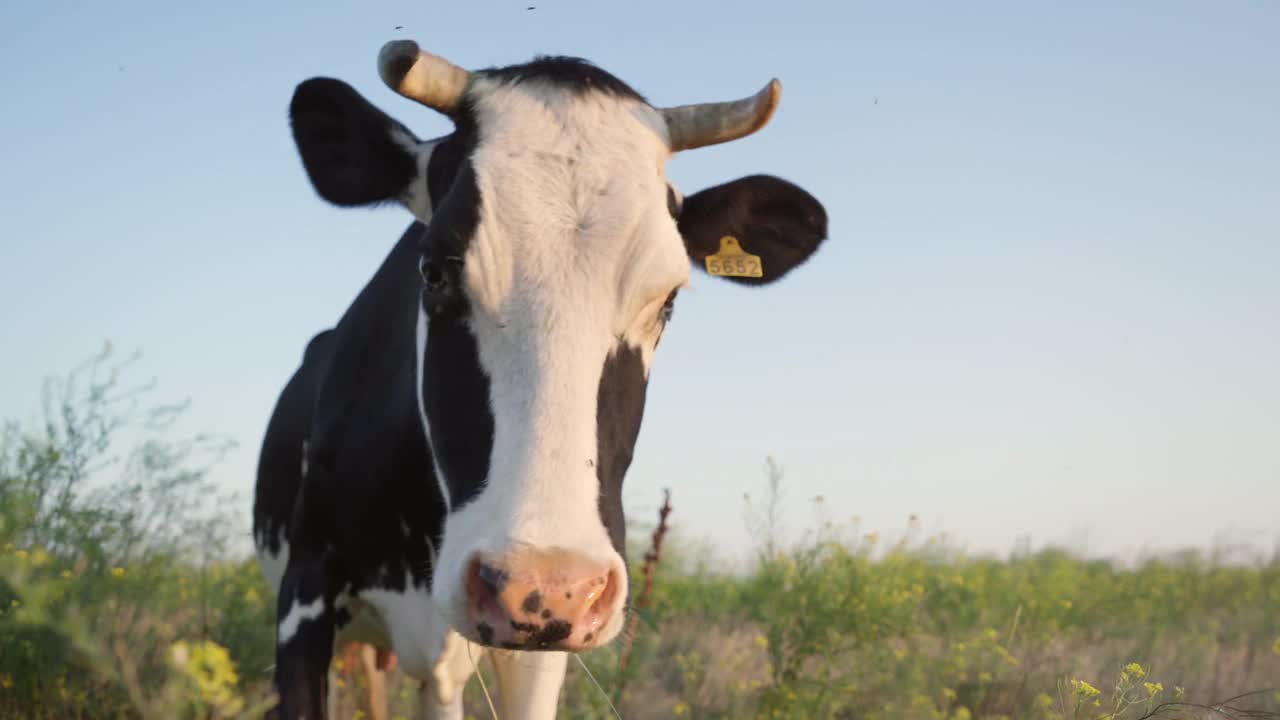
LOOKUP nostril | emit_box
[477,563,510,597]
[465,557,509,609]
[586,568,621,620]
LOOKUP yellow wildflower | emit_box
[1272,637,1280,655]
[1144,682,1164,696]
[754,634,768,649]
[1061,599,1072,610]
[61,570,73,579]
[978,671,993,683]
[1070,679,1101,697]
[673,701,689,716]
[13,550,27,561]
[1122,662,1146,679]
[111,567,126,578]
[1,673,11,689]
[169,640,243,714]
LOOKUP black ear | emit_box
[289,77,420,207]
[677,175,828,285]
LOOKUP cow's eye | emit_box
[661,288,678,323]
[419,255,454,313]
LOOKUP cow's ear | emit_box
[289,77,432,217]
[677,174,828,285]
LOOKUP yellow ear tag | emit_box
[705,236,763,278]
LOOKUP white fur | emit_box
[278,596,325,644]
[360,575,453,678]
[490,650,570,720]
[255,530,290,598]
[426,78,691,644]
[416,307,454,511]
[391,132,439,223]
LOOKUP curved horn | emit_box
[377,40,471,115]
[659,79,782,152]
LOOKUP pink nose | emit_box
[464,548,620,651]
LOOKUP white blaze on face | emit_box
[428,77,691,641]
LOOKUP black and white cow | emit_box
[253,39,828,719]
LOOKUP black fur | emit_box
[595,343,649,557]
[678,174,828,286]
[480,56,646,103]
[273,552,338,720]
[418,167,495,509]
[289,78,419,207]
[253,329,333,556]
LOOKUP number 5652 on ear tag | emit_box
[705,236,763,278]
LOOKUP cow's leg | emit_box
[273,553,338,720]
[413,631,483,720]
[489,650,569,720]
[357,643,389,720]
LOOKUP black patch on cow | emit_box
[419,162,496,509]
[522,590,543,614]
[678,174,828,286]
[273,550,340,720]
[289,77,419,207]
[511,620,537,633]
[256,219,451,709]
[595,343,650,557]
[537,620,574,647]
[253,329,334,556]
[481,56,646,104]
[425,105,479,206]
[421,302,494,508]
[583,632,594,643]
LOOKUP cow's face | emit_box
[289,41,827,653]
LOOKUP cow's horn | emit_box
[659,79,782,152]
[378,40,471,115]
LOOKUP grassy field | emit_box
[3,352,1277,719]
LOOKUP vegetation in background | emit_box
[0,346,275,719]
[2,350,1277,719]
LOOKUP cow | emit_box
[253,38,829,720]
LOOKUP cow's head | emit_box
[289,40,826,653]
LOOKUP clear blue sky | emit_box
[2,1,1277,563]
